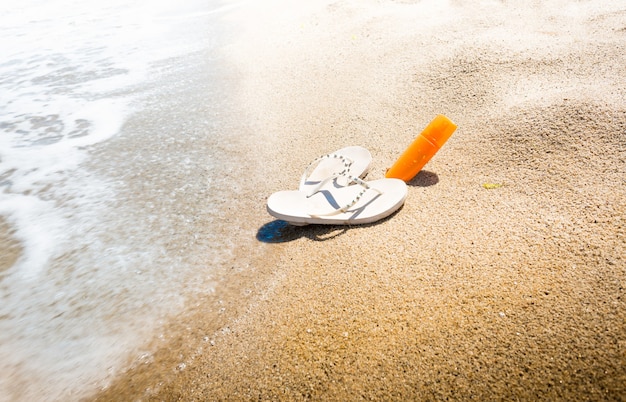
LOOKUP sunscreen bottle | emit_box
[385,114,457,182]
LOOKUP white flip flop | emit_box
[267,177,408,226]
[299,146,372,195]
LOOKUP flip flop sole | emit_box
[268,178,407,225]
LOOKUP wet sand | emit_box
[94,1,625,400]
[0,219,21,275]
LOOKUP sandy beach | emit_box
[93,1,625,400]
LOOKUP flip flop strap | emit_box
[309,175,383,217]
[299,152,355,196]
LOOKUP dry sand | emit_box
[94,1,625,400]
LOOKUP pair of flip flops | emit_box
[267,146,408,226]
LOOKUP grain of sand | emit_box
[94,1,625,400]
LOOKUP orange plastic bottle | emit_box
[385,114,457,182]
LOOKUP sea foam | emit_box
[0,0,229,400]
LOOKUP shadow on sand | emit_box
[257,171,438,243]
[256,206,405,243]
[407,170,439,187]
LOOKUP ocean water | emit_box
[0,0,243,400]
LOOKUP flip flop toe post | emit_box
[299,146,372,194]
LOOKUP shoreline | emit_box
[93,1,625,400]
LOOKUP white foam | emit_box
[0,0,228,400]
[0,0,211,278]
[0,195,64,279]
